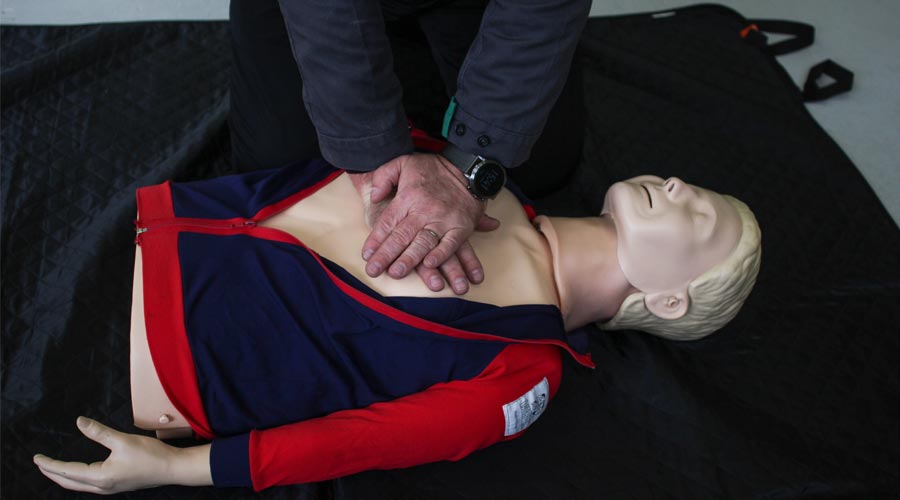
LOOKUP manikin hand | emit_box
[348,154,499,294]
[33,416,211,494]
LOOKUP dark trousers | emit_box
[228,0,584,198]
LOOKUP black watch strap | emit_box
[440,143,477,173]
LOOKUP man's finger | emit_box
[365,219,420,277]
[422,230,463,269]
[454,241,484,284]
[388,228,442,279]
[361,204,404,261]
[439,255,469,295]
[415,264,446,291]
[369,157,403,204]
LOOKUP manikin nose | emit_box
[663,177,690,199]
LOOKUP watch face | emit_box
[472,161,506,198]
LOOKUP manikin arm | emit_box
[33,417,211,494]
[34,344,561,492]
[223,344,561,490]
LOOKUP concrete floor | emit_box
[2,0,898,226]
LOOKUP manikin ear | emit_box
[644,289,690,320]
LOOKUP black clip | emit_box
[744,20,815,56]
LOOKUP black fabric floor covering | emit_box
[3,5,899,499]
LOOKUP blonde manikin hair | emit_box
[598,196,762,341]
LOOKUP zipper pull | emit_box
[134,220,147,245]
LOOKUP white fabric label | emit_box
[502,377,550,436]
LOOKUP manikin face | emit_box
[601,175,742,294]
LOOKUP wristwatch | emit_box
[440,143,507,201]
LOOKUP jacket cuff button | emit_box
[477,135,491,147]
[455,124,466,136]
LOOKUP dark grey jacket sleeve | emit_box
[277,0,590,171]
[448,0,591,168]
[277,0,413,171]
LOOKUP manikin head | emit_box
[599,175,761,340]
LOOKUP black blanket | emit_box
[3,5,899,499]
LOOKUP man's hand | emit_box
[348,153,499,294]
[33,417,212,494]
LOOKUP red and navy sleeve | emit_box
[208,343,563,491]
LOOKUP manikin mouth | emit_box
[641,184,652,208]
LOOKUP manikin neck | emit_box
[534,215,637,330]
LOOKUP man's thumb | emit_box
[475,213,500,232]
[370,156,404,203]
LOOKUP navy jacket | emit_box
[134,160,593,490]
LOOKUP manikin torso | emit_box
[130,174,563,436]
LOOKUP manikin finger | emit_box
[439,255,469,295]
[388,228,442,279]
[454,241,484,284]
[364,219,421,278]
[34,464,106,494]
[33,454,104,486]
[76,416,123,450]
[415,264,446,292]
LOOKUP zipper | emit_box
[135,218,257,244]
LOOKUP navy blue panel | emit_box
[170,159,336,220]
[178,232,508,436]
[563,327,591,355]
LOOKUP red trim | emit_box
[135,184,215,439]
[135,181,173,220]
[522,204,537,221]
[137,217,257,236]
[251,170,344,221]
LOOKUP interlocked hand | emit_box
[348,153,499,294]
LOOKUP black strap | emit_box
[803,59,854,101]
[441,142,477,173]
[747,19,815,56]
